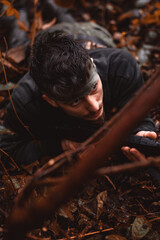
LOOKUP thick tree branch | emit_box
[5,68,160,240]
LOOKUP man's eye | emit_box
[92,82,98,92]
[71,98,81,107]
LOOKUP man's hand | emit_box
[121,131,157,162]
[121,146,147,162]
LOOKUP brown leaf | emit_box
[0,126,14,135]
[78,213,89,226]
[118,11,135,22]
[105,235,127,240]
[3,174,27,198]
[54,0,75,8]
[17,20,29,32]
[96,190,107,219]
[155,2,160,9]
[0,96,4,103]
[2,45,26,64]
[0,57,25,74]
[49,220,65,237]
[58,204,75,221]
[80,0,88,8]
[6,7,19,19]
[0,0,11,6]
[41,18,57,30]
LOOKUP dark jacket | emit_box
[0,48,155,165]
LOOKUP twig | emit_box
[0,207,8,218]
[30,0,39,47]
[0,158,17,194]
[3,36,8,58]
[16,153,72,205]
[136,200,148,214]
[149,217,160,222]
[57,227,114,240]
[0,148,20,170]
[104,175,116,190]
[26,233,51,240]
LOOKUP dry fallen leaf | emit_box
[105,234,127,240]
[0,96,4,103]
[96,190,107,219]
[132,215,152,239]
[2,45,26,64]
[6,6,19,19]
[54,0,75,8]
[17,20,29,32]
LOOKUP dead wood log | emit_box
[5,68,160,240]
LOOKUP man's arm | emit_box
[0,117,63,167]
[0,133,41,166]
[107,49,157,157]
[0,74,62,166]
[109,50,156,134]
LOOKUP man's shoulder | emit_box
[11,72,41,106]
[89,48,137,77]
[89,47,135,62]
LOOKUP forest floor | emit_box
[0,0,160,240]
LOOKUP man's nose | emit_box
[85,95,99,112]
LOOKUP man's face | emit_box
[55,77,104,121]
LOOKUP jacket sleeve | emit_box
[0,92,43,166]
[108,49,156,133]
[0,103,62,166]
[0,132,41,166]
[0,76,62,166]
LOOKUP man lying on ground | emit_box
[0,30,157,166]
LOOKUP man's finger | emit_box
[130,148,147,162]
[121,146,147,162]
[136,131,157,139]
[121,146,138,162]
[144,131,157,139]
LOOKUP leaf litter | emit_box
[0,0,160,239]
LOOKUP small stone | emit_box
[106,3,114,11]
[113,32,122,41]
[148,31,158,40]
[137,48,151,64]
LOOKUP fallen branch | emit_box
[5,68,160,240]
[96,156,160,176]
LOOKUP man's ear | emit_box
[42,94,59,108]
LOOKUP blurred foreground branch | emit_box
[5,68,160,240]
[96,156,160,176]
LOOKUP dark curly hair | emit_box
[30,30,92,102]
